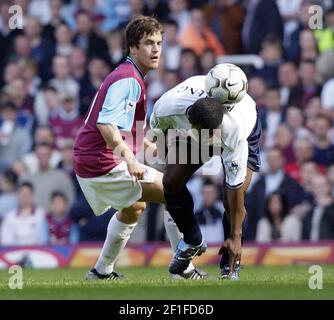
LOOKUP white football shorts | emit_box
[76,161,157,216]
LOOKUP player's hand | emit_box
[219,237,242,274]
[127,161,145,185]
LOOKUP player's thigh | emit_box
[164,141,204,192]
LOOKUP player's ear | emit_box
[185,105,193,121]
[129,46,136,56]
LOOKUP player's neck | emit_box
[127,55,146,78]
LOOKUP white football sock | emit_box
[163,211,195,273]
[94,213,136,275]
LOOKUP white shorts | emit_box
[76,161,157,216]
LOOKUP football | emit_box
[205,63,248,104]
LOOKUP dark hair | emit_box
[164,18,178,29]
[125,15,163,56]
[265,191,289,223]
[187,97,223,131]
[3,169,18,186]
[0,101,16,111]
[51,191,68,202]
[19,181,34,192]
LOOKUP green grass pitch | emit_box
[0,265,333,300]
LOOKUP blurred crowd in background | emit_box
[1,0,334,247]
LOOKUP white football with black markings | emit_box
[205,63,248,104]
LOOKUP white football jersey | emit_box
[150,76,258,188]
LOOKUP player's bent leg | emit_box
[140,170,208,279]
[87,202,146,280]
[163,143,207,276]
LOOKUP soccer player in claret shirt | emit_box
[73,16,209,280]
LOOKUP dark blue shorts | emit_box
[247,112,262,172]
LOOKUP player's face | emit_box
[130,32,163,75]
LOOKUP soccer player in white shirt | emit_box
[151,74,261,279]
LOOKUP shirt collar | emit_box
[127,56,145,79]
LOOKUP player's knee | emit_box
[162,174,183,194]
[127,202,146,220]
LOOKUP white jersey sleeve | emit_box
[221,94,257,189]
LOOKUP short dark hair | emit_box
[125,15,163,56]
[19,181,34,192]
[51,191,68,202]
[187,97,223,130]
[3,169,18,186]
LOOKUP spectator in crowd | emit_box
[285,137,314,182]
[299,28,318,62]
[25,16,54,81]
[302,175,334,240]
[203,0,245,54]
[53,23,74,58]
[162,19,182,71]
[195,179,224,244]
[285,106,310,138]
[2,62,20,87]
[255,36,283,86]
[178,8,225,57]
[46,191,78,245]
[274,124,295,163]
[9,35,32,66]
[312,114,334,167]
[0,182,47,246]
[69,47,88,84]
[49,55,79,102]
[278,61,299,108]
[200,48,216,74]
[178,48,200,81]
[106,28,125,70]
[246,147,307,239]
[168,0,191,34]
[20,59,42,97]
[248,76,267,109]
[3,77,35,130]
[34,85,61,125]
[300,160,323,195]
[242,0,283,54]
[284,0,313,62]
[20,143,75,211]
[0,102,32,171]
[305,96,322,132]
[0,169,18,218]
[73,10,108,60]
[79,57,110,116]
[43,0,67,44]
[276,0,302,50]
[288,60,321,111]
[14,126,62,175]
[260,86,284,149]
[256,191,302,242]
[48,94,83,149]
